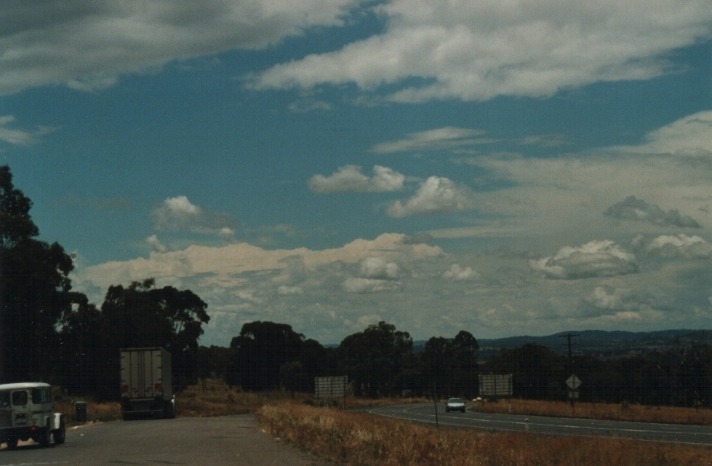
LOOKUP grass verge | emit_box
[256,400,712,466]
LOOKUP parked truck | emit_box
[120,347,175,420]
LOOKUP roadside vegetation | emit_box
[256,400,712,466]
[476,398,712,426]
[52,380,712,465]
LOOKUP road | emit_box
[367,403,712,446]
[0,415,329,465]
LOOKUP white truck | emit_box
[0,382,65,449]
[120,347,175,420]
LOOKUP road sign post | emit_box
[565,374,582,408]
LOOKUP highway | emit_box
[367,403,712,446]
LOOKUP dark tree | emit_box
[337,321,413,397]
[55,293,104,395]
[229,321,305,391]
[99,279,209,394]
[0,165,76,382]
[422,331,479,398]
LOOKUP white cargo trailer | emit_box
[120,348,175,420]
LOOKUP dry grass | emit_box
[475,398,712,426]
[53,398,121,424]
[257,401,712,466]
[178,379,280,417]
[50,380,712,465]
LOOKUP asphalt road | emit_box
[0,415,329,466]
[367,403,712,446]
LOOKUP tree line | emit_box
[2,164,710,407]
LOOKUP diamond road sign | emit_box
[566,374,582,390]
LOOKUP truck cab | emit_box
[0,382,65,449]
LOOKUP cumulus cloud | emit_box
[645,234,712,259]
[530,240,638,279]
[0,0,360,95]
[146,234,167,253]
[443,264,478,281]
[359,257,400,280]
[342,256,401,294]
[0,115,56,145]
[152,195,236,240]
[251,0,712,102]
[371,127,492,154]
[278,285,304,295]
[308,165,405,193]
[586,286,630,311]
[605,195,701,228]
[388,176,476,217]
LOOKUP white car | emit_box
[0,382,66,449]
[445,397,466,413]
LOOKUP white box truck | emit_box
[120,348,175,420]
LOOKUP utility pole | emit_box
[560,333,580,407]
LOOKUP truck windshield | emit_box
[12,391,28,406]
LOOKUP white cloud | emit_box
[371,127,492,154]
[359,257,400,280]
[0,0,360,95]
[620,110,712,158]
[278,285,304,295]
[152,195,236,240]
[0,115,56,145]
[146,234,167,253]
[585,286,630,310]
[530,240,638,279]
[388,176,476,217]
[443,264,478,281]
[308,165,405,193]
[251,0,712,102]
[646,234,712,259]
[343,277,401,293]
[152,195,202,229]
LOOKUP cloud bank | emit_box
[252,0,712,102]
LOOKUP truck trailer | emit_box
[120,347,175,420]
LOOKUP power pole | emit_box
[560,333,580,407]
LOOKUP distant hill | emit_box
[475,329,712,361]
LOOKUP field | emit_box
[476,398,712,426]
[55,380,712,465]
[256,401,712,466]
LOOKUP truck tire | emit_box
[6,438,18,450]
[53,419,66,445]
[164,400,176,419]
[38,425,51,448]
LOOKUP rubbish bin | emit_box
[74,401,87,423]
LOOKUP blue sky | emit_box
[2,1,712,346]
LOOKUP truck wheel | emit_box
[6,438,18,450]
[53,419,66,445]
[164,400,176,419]
[38,426,51,448]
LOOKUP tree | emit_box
[55,293,104,395]
[0,165,76,382]
[229,321,305,391]
[99,279,210,393]
[337,321,413,397]
[422,331,479,398]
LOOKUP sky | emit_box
[2,0,712,346]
